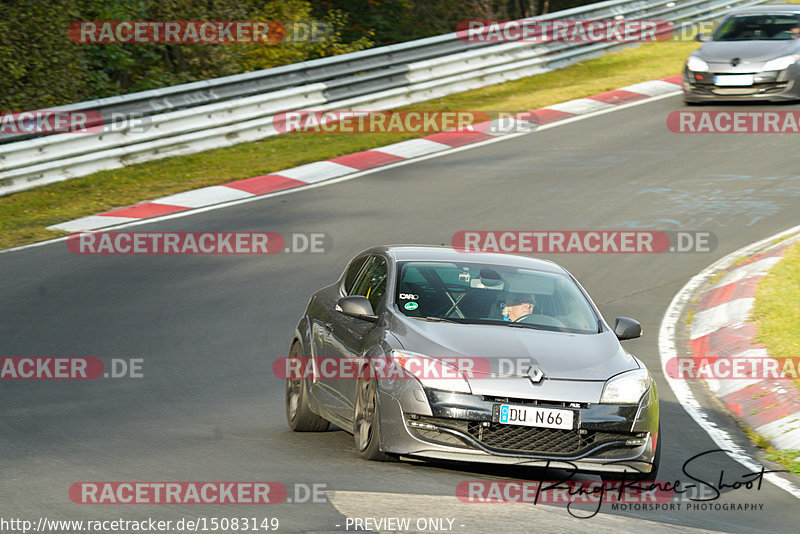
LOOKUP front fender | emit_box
[293,315,313,359]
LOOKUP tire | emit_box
[353,373,391,461]
[285,343,329,432]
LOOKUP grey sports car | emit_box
[284,246,660,478]
[683,5,800,102]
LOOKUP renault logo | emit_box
[731,57,740,66]
[527,365,545,384]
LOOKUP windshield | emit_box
[395,261,600,334]
[713,14,800,41]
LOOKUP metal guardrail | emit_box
[0,0,771,196]
[0,0,655,146]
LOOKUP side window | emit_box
[351,256,388,310]
[343,255,369,294]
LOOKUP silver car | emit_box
[683,5,800,102]
[284,246,660,478]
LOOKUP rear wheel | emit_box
[353,374,391,461]
[285,343,329,432]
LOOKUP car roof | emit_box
[727,5,800,15]
[358,245,566,274]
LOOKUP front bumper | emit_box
[683,68,800,102]
[378,384,659,474]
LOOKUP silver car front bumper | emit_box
[377,386,659,475]
[683,69,800,102]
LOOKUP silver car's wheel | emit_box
[286,377,301,421]
[285,343,329,432]
[353,374,390,460]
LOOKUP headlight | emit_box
[686,55,709,72]
[600,368,651,404]
[390,350,472,394]
[762,54,800,72]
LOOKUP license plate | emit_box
[496,404,574,430]
[714,74,754,86]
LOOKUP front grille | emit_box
[711,84,788,95]
[689,82,789,96]
[411,416,628,456]
[469,422,589,454]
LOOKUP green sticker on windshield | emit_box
[404,302,418,311]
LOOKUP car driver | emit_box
[505,293,536,322]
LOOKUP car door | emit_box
[324,255,388,421]
[309,254,370,417]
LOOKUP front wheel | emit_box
[285,343,329,432]
[353,375,391,461]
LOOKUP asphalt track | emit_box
[2,94,800,533]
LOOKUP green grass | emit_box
[766,450,800,476]
[744,427,800,475]
[707,271,727,287]
[749,240,800,466]
[752,240,800,384]
[0,38,699,249]
[746,427,775,450]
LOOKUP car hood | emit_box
[390,315,639,381]
[696,41,799,64]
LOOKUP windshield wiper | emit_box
[504,322,549,331]
[416,316,459,323]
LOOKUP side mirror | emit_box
[695,33,709,42]
[614,317,642,340]
[336,296,378,322]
